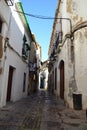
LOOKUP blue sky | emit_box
[20,0,58,61]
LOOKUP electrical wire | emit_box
[14,10,56,20]
[14,10,72,33]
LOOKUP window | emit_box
[56,32,63,48]
[55,68,57,90]
[23,73,26,92]
[55,19,63,48]
[0,19,3,58]
[22,35,30,59]
[5,0,14,6]
[0,19,2,33]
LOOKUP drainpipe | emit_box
[57,17,72,48]
[56,17,78,95]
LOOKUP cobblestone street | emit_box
[0,90,87,130]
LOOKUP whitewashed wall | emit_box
[0,47,28,107]
[53,0,87,109]
[0,0,30,107]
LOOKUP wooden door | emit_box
[60,61,64,99]
[6,66,14,102]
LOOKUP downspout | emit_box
[70,21,87,93]
[58,18,72,49]
[56,17,78,96]
[58,21,87,97]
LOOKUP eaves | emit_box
[48,0,61,54]
[15,2,33,41]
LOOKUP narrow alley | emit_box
[0,90,87,130]
[1,1,87,129]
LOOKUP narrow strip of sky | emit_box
[20,0,58,61]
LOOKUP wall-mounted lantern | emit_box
[5,0,14,6]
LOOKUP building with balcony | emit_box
[29,34,42,93]
[48,0,87,110]
[0,0,33,107]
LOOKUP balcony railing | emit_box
[22,42,30,60]
[5,0,14,6]
[29,62,37,72]
[0,34,3,58]
[55,31,63,48]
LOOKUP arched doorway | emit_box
[59,60,65,99]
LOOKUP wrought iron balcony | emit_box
[5,0,14,6]
[0,34,3,58]
[55,31,63,48]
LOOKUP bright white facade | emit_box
[0,0,33,107]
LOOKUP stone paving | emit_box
[0,90,87,130]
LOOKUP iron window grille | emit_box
[5,0,14,6]
[56,31,63,48]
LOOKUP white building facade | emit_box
[48,0,87,110]
[0,0,33,107]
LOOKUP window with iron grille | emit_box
[5,0,14,6]
[55,19,63,48]
[0,19,2,33]
[22,35,30,59]
[56,32,63,48]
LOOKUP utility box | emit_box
[73,92,82,110]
